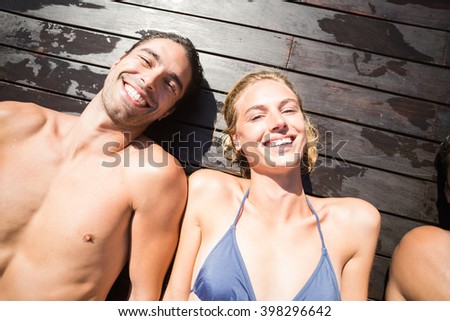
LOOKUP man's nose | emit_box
[141,68,164,91]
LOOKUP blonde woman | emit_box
[164,70,380,301]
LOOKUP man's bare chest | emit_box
[0,142,131,245]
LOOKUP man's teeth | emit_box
[125,84,147,106]
[267,137,292,147]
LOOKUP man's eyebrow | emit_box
[139,48,160,61]
[138,48,184,93]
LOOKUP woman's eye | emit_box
[250,114,263,121]
[282,107,297,113]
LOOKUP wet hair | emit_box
[435,135,450,230]
[222,70,319,178]
[126,30,204,108]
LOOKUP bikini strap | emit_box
[305,197,327,251]
[232,188,250,227]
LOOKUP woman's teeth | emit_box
[267,137,292,147]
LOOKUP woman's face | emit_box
[233,79,307,173]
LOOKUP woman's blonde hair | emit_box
[222,70,319,178]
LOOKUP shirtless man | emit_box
[385,135,450,300]
[0,30,203,300]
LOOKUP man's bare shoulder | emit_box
[397,225,450,255]
[125,137,186,186]
[0,101,49,138]
[188,168,246,199]
[390,225,450,300]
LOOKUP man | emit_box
[0,30,203,300]
[385,135,450,300]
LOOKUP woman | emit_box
[164,70,380,301]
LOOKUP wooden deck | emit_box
[1,0,449,300]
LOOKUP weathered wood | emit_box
[310,114,439,181]
[378,214,423,257]
[0,0,293,67]
[0,81,87,114]
[301,0,450,31]
[0,46,107,99]
[288,37,450,105]
[370,255,390,301]
[121,0,449,66]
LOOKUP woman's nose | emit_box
[268,112,287,131]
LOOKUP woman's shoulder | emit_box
[186,169,249,225]
[313,196,380,230]
[188,168,247,195]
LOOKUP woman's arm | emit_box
[340,199,381,300]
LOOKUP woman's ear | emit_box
[232,134,240,151]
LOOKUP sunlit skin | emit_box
[385,160,450,301]
[164,77,380,301]
[0,38,192,300]
[233,79,307,174]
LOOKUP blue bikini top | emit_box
[191,189,341,301]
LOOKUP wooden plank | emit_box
[301,0,450,31]
[369,255,390,301]
[4,11,448,142]
[0,46,107,100]
[310,114,439,181]
[288,37,450,105]
[287,71,450,142]
[308,160,437,222]
[0,11,129,68]
[0,0,292,67]
[121,0,449,66]
[378,214,423,257]
[0,81,87,114]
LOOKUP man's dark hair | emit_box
[127,30,204,108]
[435,135,450,230]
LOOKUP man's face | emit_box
[101,38,193,130]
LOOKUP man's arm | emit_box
[162,170,210,300]
[126,149,187,300]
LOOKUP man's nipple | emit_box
[82,233,95,243]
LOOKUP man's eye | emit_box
[166,81,178,94]
[140,56,152,67]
